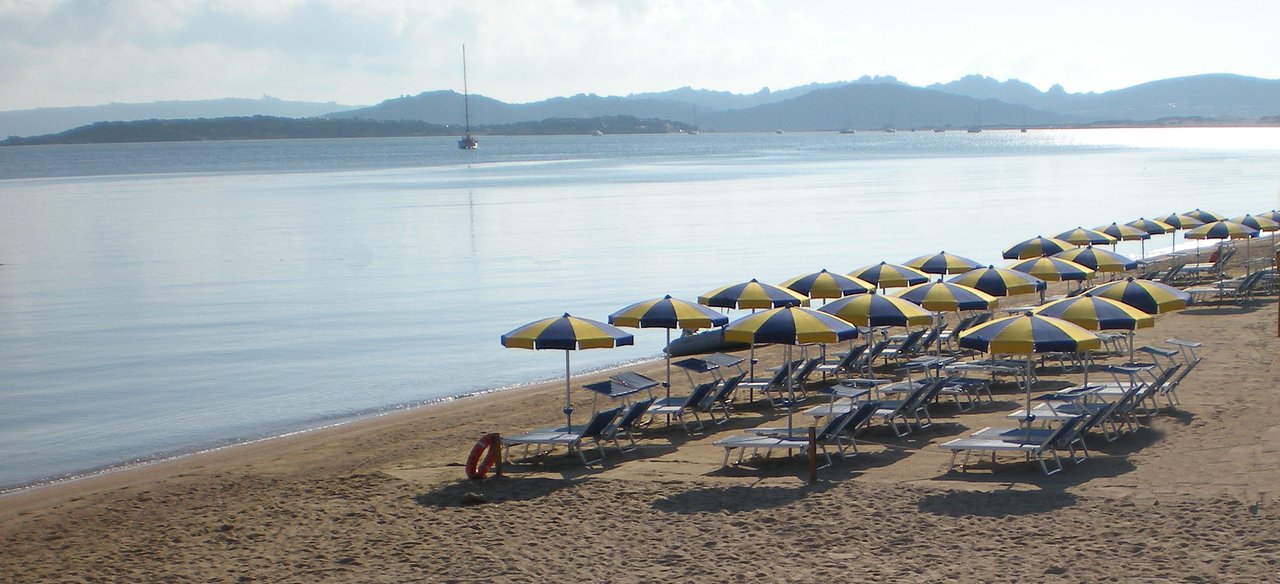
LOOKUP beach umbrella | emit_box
[1231,214,1280,233]
[1052,245,1138,274]
[1095,221,1150,258]
[817,293,935,328]
[724,306,859,434]
[1002,235,1074,260]
[1087,277,1191,315]
[848,262,930,289]
[1125,217,1174,259]
[1184,219,1259,265]
[1258,210,1280,223]
[948,266,1046,297]
[892,281,998,312]
[1007,256,1095,283]
[780,269,875,301]
[698,278,809,310]
[1184,208,1225,223]
[959,313,1101,438]
[1033,295,1155,361]
[699,279,809,378]
[1055,227,1118,247]
[609,295,729,398]
[902,251,983,276]
[1155,213,1205,253]
[501,313,634,429]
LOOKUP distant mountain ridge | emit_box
[0,96,364,138]
[326,74,1280,132]
[4,74,1279,138]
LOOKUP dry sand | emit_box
[2,255,1278,583]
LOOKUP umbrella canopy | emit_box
[724,306,859,433]
[848,262,930,289]
[1183,208,1225,223]
[1002,235,1075,260]
[1257,210,1280,223]
[780,269,875,300]
[1032,296,1155,331]
[959,312,1101,432]
[947,266,1046,297]
[723,306,861,346]
[698,278,809,310]
[892,281,998,312]
[1055,227,1118,246]
[959,312,1101,355]
[1087,277,1190,315]
[609,295,729,330]
[1125,218,1174,236]
[817,293,935,327]
[1006,256,1096,282]
[1052,245,1138,273]
[1155,213,1205,230]
[1094,222,1150,242]
[902,251,983,276]
[1033,295,1155,361]
[1230,214,1280,233]
[609,295,730,397]
[1184,219,1259,241]
[501,313,635,428]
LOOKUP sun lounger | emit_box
[703,373,746,424]
[816,344,867,379]
[504,406,623,467]
[739,359,801,408]
[939,415,1084,475]
[647,380,719,433]
[714,401,880,468]
[971,407,1106,463]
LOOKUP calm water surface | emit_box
[1,129,1278,489]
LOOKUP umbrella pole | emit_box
[564,351,573,429]
[665,329,672,399]
[786,345,795,435]
[1025,357,1034,442]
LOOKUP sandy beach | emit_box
[2,248,1278,583]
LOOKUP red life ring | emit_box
[465,433,501,480]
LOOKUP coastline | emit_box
[2,247,1278,580]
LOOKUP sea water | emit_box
[1,128,1278,490]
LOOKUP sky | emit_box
[2,0,1279,111]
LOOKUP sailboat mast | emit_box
[461,44,471,137]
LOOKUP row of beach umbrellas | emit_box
[501,207,1272,428]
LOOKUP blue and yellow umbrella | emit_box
[959,312,1101,430]
[892,281,998,312]
[1124,217,1174,258]
[947,266,1046,297]
[902,251,983,276]
[848,262,930,289]
[1007,256,1095,282]
[699,278,809,310]
[610,295,730,397]
[1002,235,1074,260]
[1055,226,1118,247]
[1033,295,1154,362]
[1184,208,1225,223]
[1053,245,1138,273]
[1258,210,1280,223]
[502,313,635,428]
[1033,295,1154,331]
[817,292,935,328]
[1230,214,1280,233]
[1184,219,1259,241]
[1095,222,1150,242]
[1087,277,1190,315]
[1125,218,1174,236]
[780,269,875,300]
[1155,213,1204,253]
[724,306,859,432]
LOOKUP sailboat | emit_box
[457,45,478,150]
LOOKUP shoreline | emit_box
[1,251,1277,580]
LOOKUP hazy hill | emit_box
[0,96,364,138]
[325,90,704,127]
